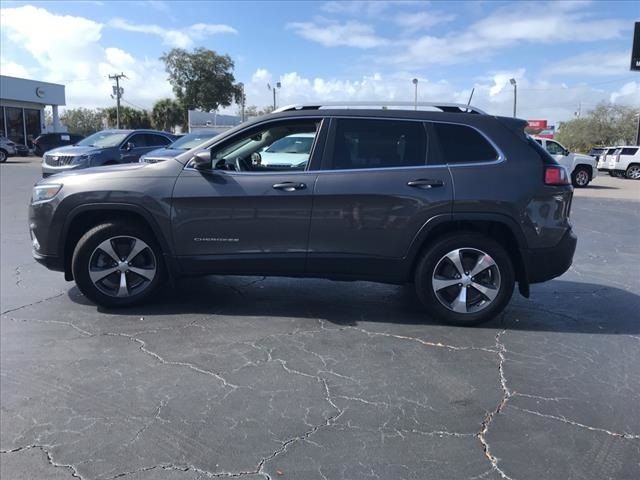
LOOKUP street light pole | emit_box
[509,78,517,118]
[268,82,281,110]
[412,78,418,110]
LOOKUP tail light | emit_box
[544,166,570,185]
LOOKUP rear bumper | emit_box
[521,229,577,284]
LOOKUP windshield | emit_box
[265,135,314,154]
[169,133,217,150]
[76,131,128,148]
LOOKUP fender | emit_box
[60,202,178,279]
[404,212,530,297]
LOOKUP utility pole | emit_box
[108,73,127,129]
[238,82,246,122]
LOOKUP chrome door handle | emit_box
[272,182,306,192]
[407,179,444,189]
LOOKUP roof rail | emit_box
[274,101,488,115]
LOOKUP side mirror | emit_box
[126,142,135,151]
[564,149,570,156]
[191,151,211,169]
[251,152,262,165]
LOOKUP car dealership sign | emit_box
[527,120,548,129]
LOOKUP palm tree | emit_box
[151,99,184,133]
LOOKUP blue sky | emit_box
[1,0,638,123]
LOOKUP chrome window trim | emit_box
[183,114,507,174]
[309,115,505,172]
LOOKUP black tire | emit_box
[72,222,164,307]
[414,232,515,326]
[0,149,7,163]
[571,166,590,187]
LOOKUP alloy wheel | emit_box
[88,236,157,298]
[627,166,640,180]
[575,170,589,186]
[431,248,501,314]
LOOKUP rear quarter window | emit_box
[620,147,639,156]
[432,123,499,164]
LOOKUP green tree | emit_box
[556,102,638,152]
[161,47,242,112]
[151,98,185,132]
[60,108,103,136]
[103,106,151,129]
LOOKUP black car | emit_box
[29,102,576,325]
[33,133,85,156]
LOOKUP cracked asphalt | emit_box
[1,158,639,480]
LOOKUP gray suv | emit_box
[29,103,577,325]
[42,129,176,177]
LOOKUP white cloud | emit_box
[287,21,386,49]
[394,11,456,31]
[543,51,630,77]
[610,82,640,105]
[108,18,237,48]
[0,5,172,110]
[239,67,635,126]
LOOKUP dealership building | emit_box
[0,75,66,147]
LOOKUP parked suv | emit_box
[42,129,176,177]
[532,137,597,187]
[608,146,640,179]
[29,103,577,325]
[33,132,85,156]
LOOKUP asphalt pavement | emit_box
[1,157,639,480]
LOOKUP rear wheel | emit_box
[0,149,7,163]
[72,222,164,307]
[414,233,515,326]
[571,166,590,187]
[625,164,640,180]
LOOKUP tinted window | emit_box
[330,119,427,170]
[144,134,171,146]
[126,134,147,148]
[620,147,638,155]
[432,123,498,164]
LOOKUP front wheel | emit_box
[625,164,640,180]
[0,149,7,163]
[414,233,515,326]
[572,167,591,187]
[72,222,164,307]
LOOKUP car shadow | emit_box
[583,184,620,190]
[68,276,640,335]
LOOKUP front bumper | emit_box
[521,229,577,284]
[33,251,64,272]
[42,162,83,177]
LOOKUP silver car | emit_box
[0,136,18,163]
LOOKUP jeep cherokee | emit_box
[29,102,577,325]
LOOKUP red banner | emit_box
[527,120,548,129]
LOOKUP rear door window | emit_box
[144,134,172,146]
[326,118,427,170]
[432,123,498,164]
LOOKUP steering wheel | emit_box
[233,157,245,172]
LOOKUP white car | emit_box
[533,137,597,187]
[608,146,640,180]
[258,133,315,167]
[597,146,619,173]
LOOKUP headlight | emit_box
[32,184,62,203]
